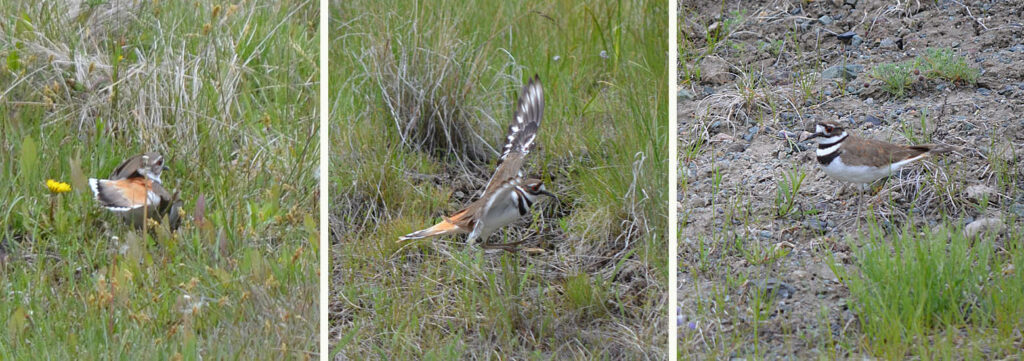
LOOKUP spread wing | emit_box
[483,75,544,195]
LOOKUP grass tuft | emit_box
[834,217,1024,359]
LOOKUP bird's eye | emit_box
[825,125,833,132]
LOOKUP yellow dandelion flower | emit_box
[46,179,71,194]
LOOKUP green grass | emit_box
[871,47,979,98]
[1,1,318,359]
[871,61,916,98]
[922,48,980,85]
[833,214,1024,359]
[331,0,667,359]
[775,165,807,218]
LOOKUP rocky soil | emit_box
[679,0,1023,358]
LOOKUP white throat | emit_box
[139,168,162,184]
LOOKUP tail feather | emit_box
[398,219,466,241]
[927,144,955,155]
[909,144,955,155]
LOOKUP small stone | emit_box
[777,130,799,140]
[703,86,715,96]
[780,112,798,123]
[700,55,733,85]
[880,38,898,49]
[1010,44,1024,52]
[999,85,1016,95]
[806,219,830,232]
[965,184,997,201]
[863,115,883,126]
[865,97,874,105]
[758,230,773,239]
[755,278,796,299]
[964,218,1005,239]
[678,88,695,101]
[936,83,947,91]
[978,87,992,96]
[790,7,802,15]
[822,64,863,80]
[813,263,838,282]
[709,133,735,143]
[819,15,833,25]
[824,90,833,97]
[792,270,809,279]
[837,31,856,43]
[851,35,864,47]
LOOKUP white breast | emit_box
[820,156,894,184]
[478,197,524,240]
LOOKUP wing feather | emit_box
[484,75,544,194]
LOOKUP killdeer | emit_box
[807,120,952,185]
[399,75,556,249]
[89,152,183,230]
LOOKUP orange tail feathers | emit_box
[398,218,466,241]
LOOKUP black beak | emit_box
[539,189,557,201]
[162,165,170,171]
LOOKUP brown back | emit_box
[840,135,937,166]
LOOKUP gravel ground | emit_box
[679,0,1023,358]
